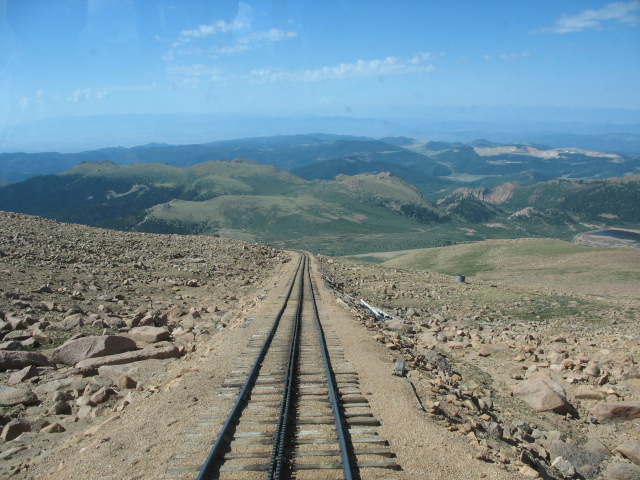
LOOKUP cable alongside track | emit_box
[166,252,398,480]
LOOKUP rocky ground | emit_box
[2,208,640,480]
[318,254,640,480]
[0,211,288,477]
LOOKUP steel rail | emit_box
[267,255,305,479]
[305,253,355,480]
[196,255,304,480]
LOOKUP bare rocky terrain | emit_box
[1,209,639,480]
[0,211,288,477]
[318,253,640,479]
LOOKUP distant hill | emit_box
[0,159,639,255]
[0,160,451,255]
[2,133,638,183]
[291,156,451,181]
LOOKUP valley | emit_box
[0,134,638,256]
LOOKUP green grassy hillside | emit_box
[1,159,639,256]
[376,238,640,299]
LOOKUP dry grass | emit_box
[379,238,640,300]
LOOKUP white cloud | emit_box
[172,27,298,58]
[167,64,224,85]
[538,1,639,34]
[173,19,244,47]
[17,90,47,109]
[248,53,435,83]
[68,87,109,103]
[66,83,157,102]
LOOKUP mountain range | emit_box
[2,134,639,185]
[0,137,638,255]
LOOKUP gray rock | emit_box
[478,343,508,356]
[592,401,640,422]
[7,365,39,385]
[0,340,24,351]
[90,387,115,405]
[30,418,51,431]
[542,440,609,471]
[97,365,137,388]
[551,456,576,478]
[3,331,31,341]
[602,462,640,480]
[1,445,28,458]
[415,348,453,375]
[128,326,170,343]
[51,335,138,365]
[49,399,71,415]
[513,375,572,413]
[76,344,181,370]
[615,441,640,465]
[583,437,611,458]
[0,350,53,370]
[0,418,30,442]
[40,422,65,433]
[0,385,38,406]
[34,377,91,395]
[29,325,52,344]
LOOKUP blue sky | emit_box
[1,0,639,129]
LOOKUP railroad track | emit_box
[164,252,399,480]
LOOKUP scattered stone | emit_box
[0,385,38,406]
[615,441,640,465]
[512,375,573,413]
[1,418,30,442]
[75,344,180,370]
[477,343,508,357]
[0,445,27,459]
[602,462,640,480]
[518,465,539,478]
[128,326,170,343]
[573,385,607,400]
[40,422,66,433]
[7,365,39,385]
[0,340,24,350]
[542,439,609,473]
[34,377,90,395]
[90,387,116,405]
[83,414,121,436]
[551,456,575,478]
[583,437,611,458]
[30,418,51,431]
[49,400,71,415]
[0,350,53,370]
[592,401,640,422]
[51,335,138,365]
[29,325,52,344]
[77,405,93,418]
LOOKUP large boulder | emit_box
[541,439,609,475]
[34,377,90,396]
[51,335,138,365]
[1,418,31,442]
[76,344,180,371]
[592,401,640,422]
[0,350,53,371]
[0,385,38,406]
[602,462,640,480]
[128,326,170,343]
[615,441,640,465]
[512,375,572,413]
